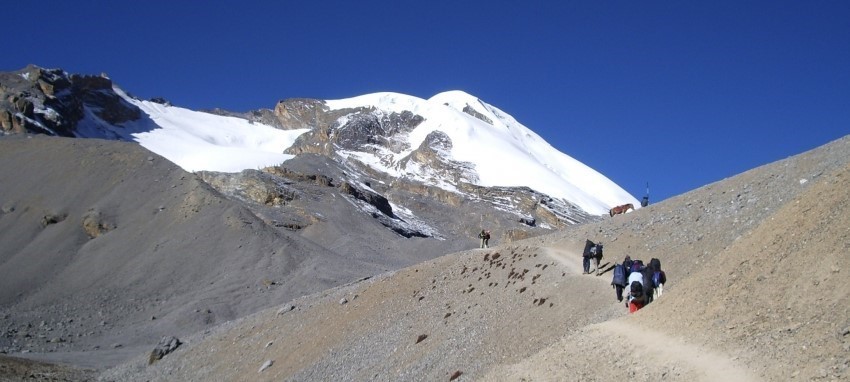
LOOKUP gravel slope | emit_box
[3,135,849,381]
[99,136,850,381]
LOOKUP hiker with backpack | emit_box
[581,239,596,274]
[590,242,603,275]
[611,262,627,302]
[626,265,644,303]
[627,281,646,313]
[622,256,634,278]
[478,229,491,248]
[648,258,666,299]
[641,265,656,305]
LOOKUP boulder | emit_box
[148,336,182,365]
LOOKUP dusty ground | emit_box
[3,135,850,381]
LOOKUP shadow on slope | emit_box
[0,135,384,368]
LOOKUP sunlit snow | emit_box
[326,91,638,215]
[114,88,308,173]
[107,87,637,215]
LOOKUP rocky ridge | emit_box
[0,65,600,245]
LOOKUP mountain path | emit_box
[542,246,760,382]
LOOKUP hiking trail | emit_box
[543,246,760,382]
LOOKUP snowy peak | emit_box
[0,66,638,219]
[321,91,638,215]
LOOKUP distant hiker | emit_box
[622,256,633,278]
[581,239,597,274]
[641,266,656,305]
[648,258,666,299]
[478,229,491,248]
[590,242,604,276]
[611,262,627,302]
[627,267,644,299]
[627,281,646,313]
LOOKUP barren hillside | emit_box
[0,135,386,369]
[93,135,850,381]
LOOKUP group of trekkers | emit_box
[582,239,668,313]
[612,255,666,313]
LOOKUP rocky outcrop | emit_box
[82,208,116,238]
[462,104,493,125]
[263,166,333,187]
[148,336,181,365]
[284,106,424,157]
[273,98,332,130]
[401,131,478,186]
[198,170,298,207]
[0,65,140,136]
[339,181,393,217]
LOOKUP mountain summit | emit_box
[1,65,637,220]
[0,65,639,368]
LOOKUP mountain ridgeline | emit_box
[2,65,849,381]
[0,65,630,367]
[0,65,620,236]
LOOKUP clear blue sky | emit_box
[5,1,849,202]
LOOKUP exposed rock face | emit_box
[402,130,479,186]
[81,208,116,238]
[283,104,424,158]
[339,181,393,217]
[273,98,332,130]
[462,104,493,125]
[148,336,181,365]
[197,170,299,207]
[0,65,140,136]
[0,65,604,254]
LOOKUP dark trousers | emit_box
[583,256,590,273]
[614,284,624,302]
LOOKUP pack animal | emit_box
[609,203,635,217]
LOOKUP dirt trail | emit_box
[543,246,760,382]
[543,246,586,275]
[590,320,760,382]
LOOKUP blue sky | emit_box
[5,1,848,202]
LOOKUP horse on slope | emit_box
[609,203,635,217]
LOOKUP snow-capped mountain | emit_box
[0,65,637,233]
[320,91,636,215]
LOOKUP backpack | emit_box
[583,239,596,257]
[611,264,627,286]
[652,270,664,286]
[631,260,644,273]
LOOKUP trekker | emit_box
[611,262,627,302]
[626,267,644,307]
[581,239,596,274]
[478,229,491,248]
[641,266,656,305]
[627,281,646,313]
[622,256,633,278]
[648,258,666,299]
[590,242,604,276]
